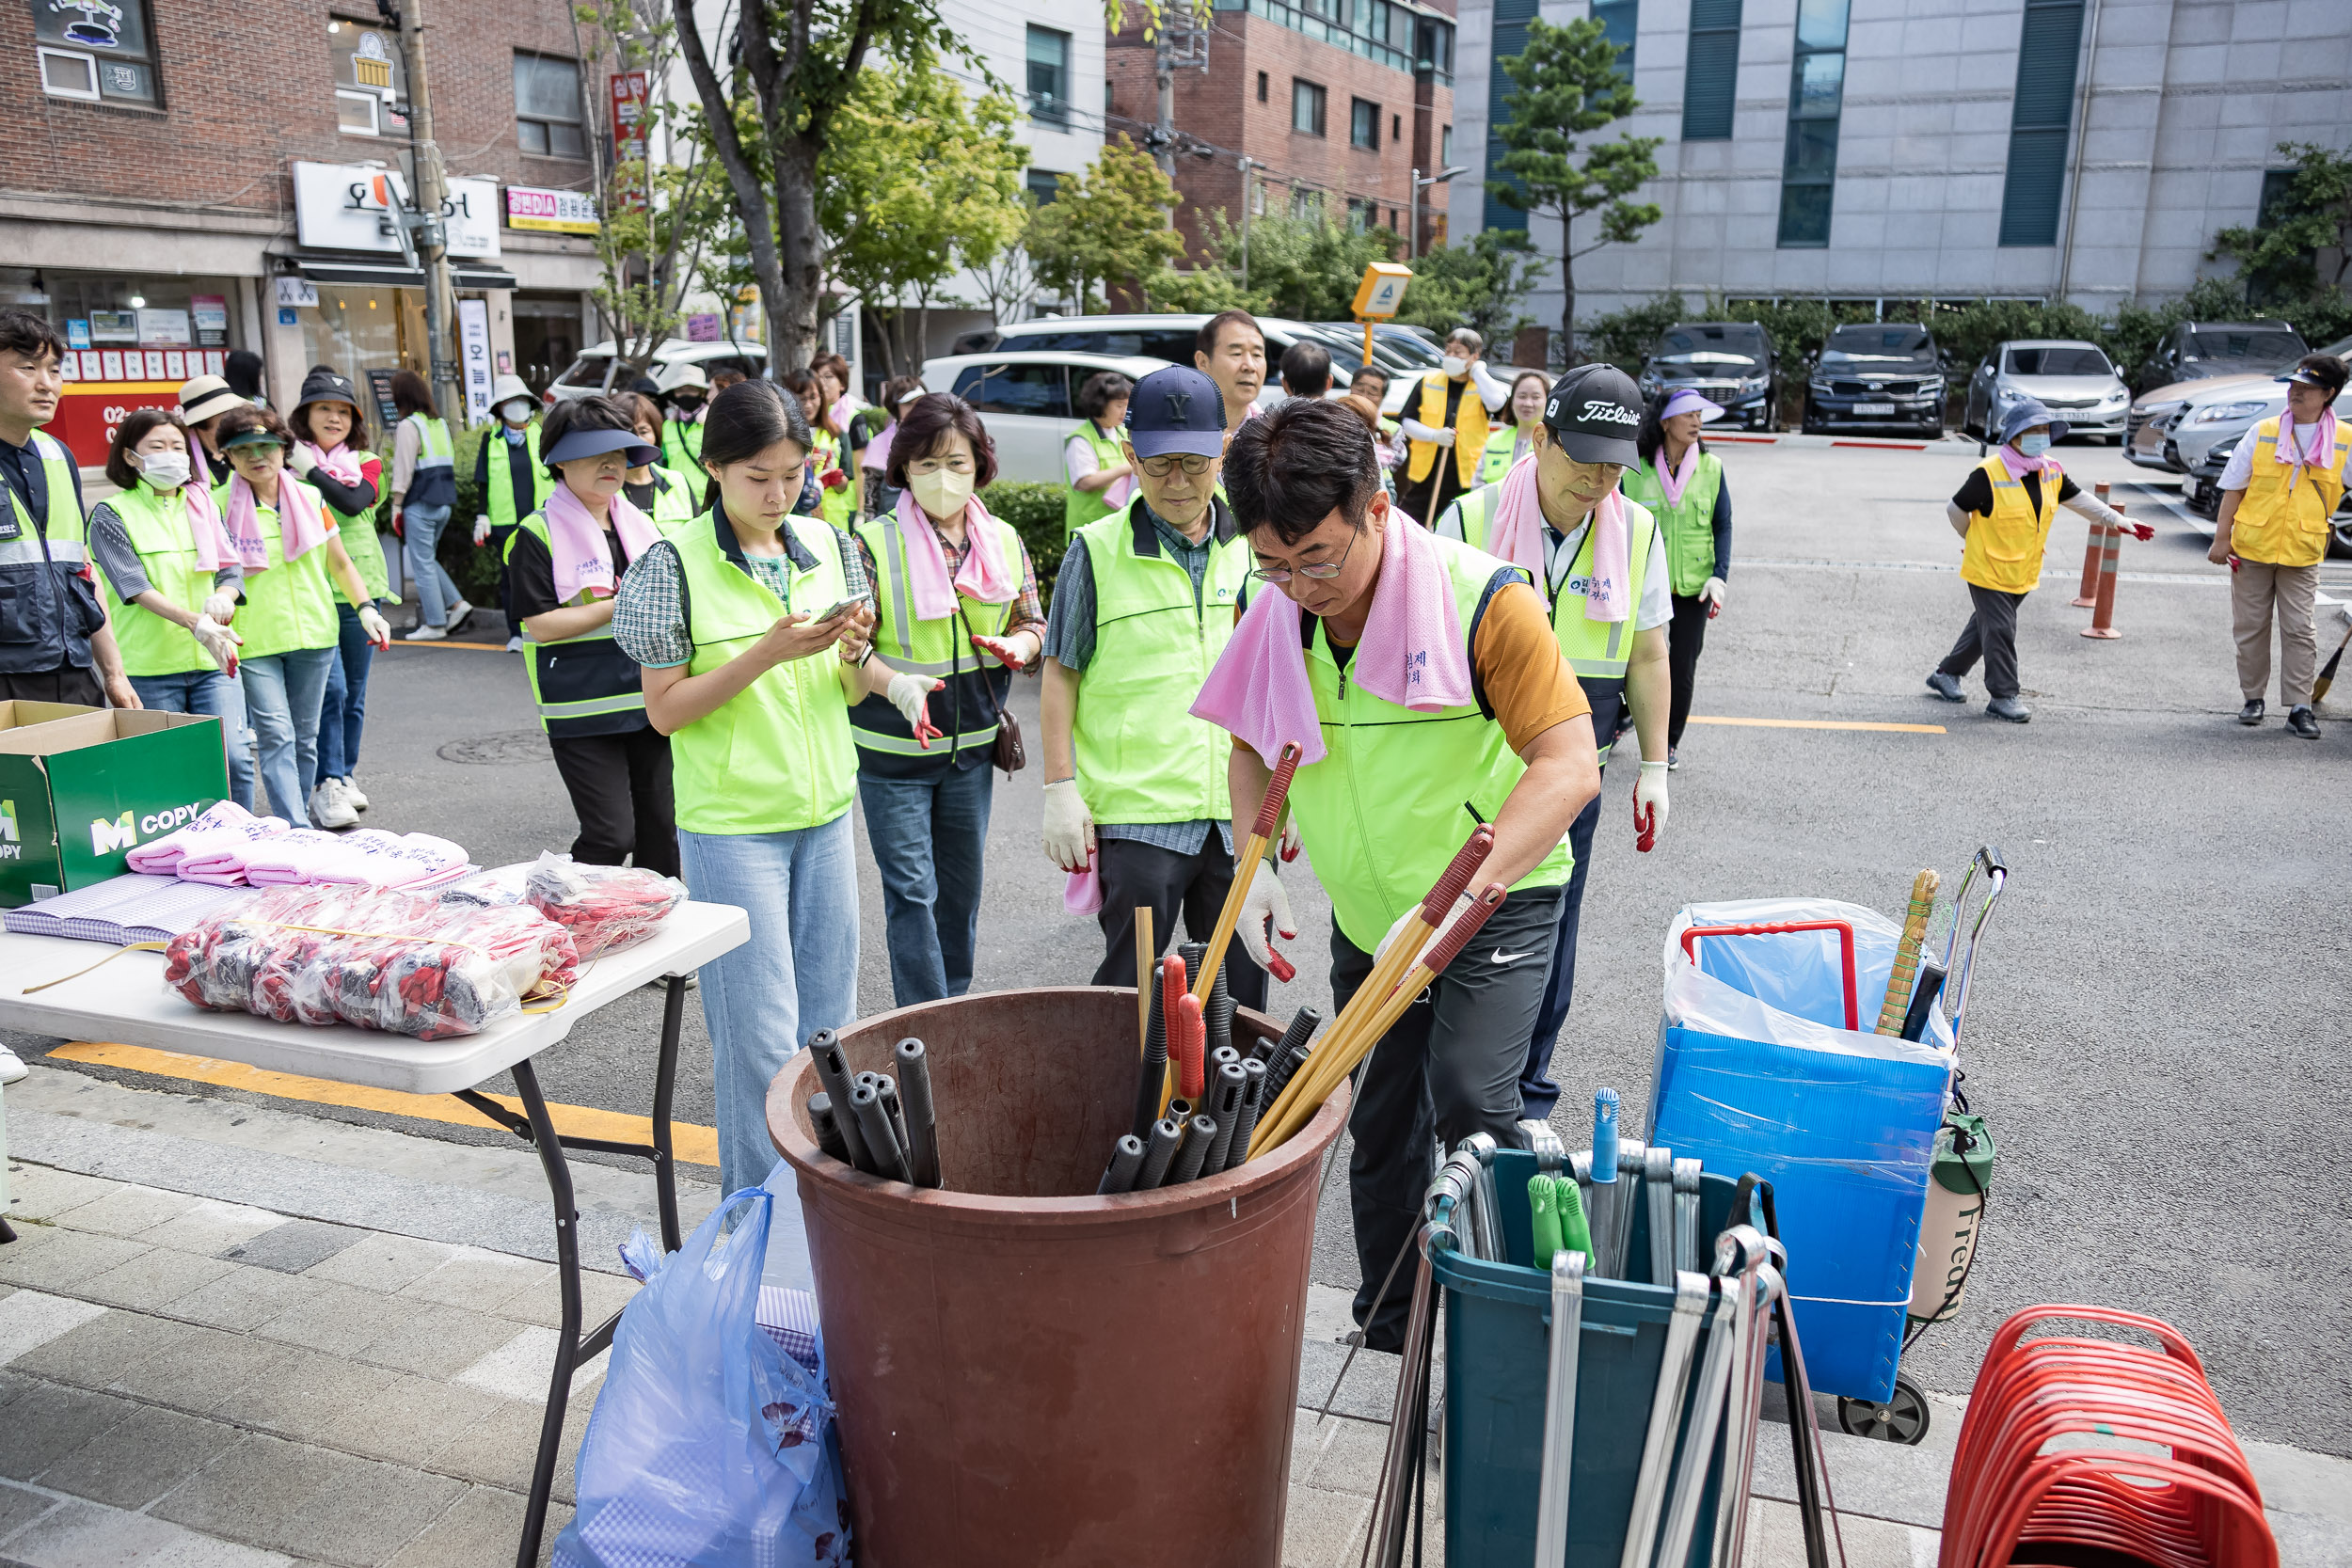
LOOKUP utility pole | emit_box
[1237,157,1256,290]
[389,0,462,422]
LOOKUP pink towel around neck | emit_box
[1356,513,1479,709]
[1485,452,1547,578]
[1997,442,2063,482]
[2280,411,2340,493]
[1655,442,1701,507]
[1191,581,1329,767]
[178,480,246,576]
[298,441,366,487]
[220,473,331,569]
[545,481,660,604]
[1580,490,1632,625]
[897,488,1015,622]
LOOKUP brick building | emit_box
[1105,0,1458,263]
[4,0,613,466]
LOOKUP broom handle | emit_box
[1192,742,1304,1008]
[1136,905,1153,1059]
[1874,869,1940,1037]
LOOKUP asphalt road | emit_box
[16,437,2350,1451]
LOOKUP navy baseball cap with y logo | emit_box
[1543,363,1643,466]
[1124,365,1227,459]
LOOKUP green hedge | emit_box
[983,480,1070,602]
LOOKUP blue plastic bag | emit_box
[554,1185,850,1568]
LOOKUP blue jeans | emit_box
[240,648,335,823]
[857,762,993,1007]
[312,602,376,786]
[677,813,860,1212]
[401,503,464,627]
[128,669,254,812]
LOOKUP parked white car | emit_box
[918,350,1168,485]
[545,339,769,405]
[1963,341,2130,442]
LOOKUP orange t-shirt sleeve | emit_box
[1471,578,1590,752]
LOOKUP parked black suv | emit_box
[1637,323,1780,431]
[1802,324,1947,436]
[2131,320,2306,395]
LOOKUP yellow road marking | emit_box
[47,1040,721,1168]
[1687,716,1947,734]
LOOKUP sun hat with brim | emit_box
[490,372,534,406]
[178,374,246,425]
[1659,388,1726,423]
[2279,359,2347,391]
[1998,399,2069,447]
[544,426,660,468]
[220,424,290,452]
[658,362,709,395]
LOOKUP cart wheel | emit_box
[1836,1376,1930,1445]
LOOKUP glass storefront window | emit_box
[0,266,240,383]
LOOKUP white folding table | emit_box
[0,899,750,1566]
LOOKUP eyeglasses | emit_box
[1249,524,1361,584]
[1137,452,1215,478]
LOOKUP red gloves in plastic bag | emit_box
[522,855,687,960]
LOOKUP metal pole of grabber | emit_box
[2083,499,2124,639]
[2072,481,2109,607]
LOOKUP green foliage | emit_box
[1029,137,1189,312]
[1393,230,1549,348]
[981,480,1069,599]
[1221,212,1402,321]
[1925,298,2110,375]
[2210,142,2352,300]
[1581,291,1689,372]
[436,423,501,600]
[1488,17,1662,357]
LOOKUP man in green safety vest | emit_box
[1041,365,1268,1010]
[1220,397,1600,1351]
[1436,363,1674,1123]
[658,362,709,476]
[471,374,554,652]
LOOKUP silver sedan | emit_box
[1963,341,2131,442]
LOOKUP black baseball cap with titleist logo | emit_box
[1542,363,1643,466]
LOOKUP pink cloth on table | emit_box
[1655,442,1701,508]
[1064,863,1104,916]
[310,832,469,889]
[1485,452,1547,578]
[127,802,272,875]
[545,482,660,604]
[1355,515,1477,710]
[1190,582,1328,767]
[241,830,351,886]
[896,489,1014,621]
[221,474,330,568]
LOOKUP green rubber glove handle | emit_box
[1529,1173,1564,1268]
[1556,1175,1596,1269]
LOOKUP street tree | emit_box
[1028,137,1187,313]
[2210,141,2352,301]
[1394,229,1548,351]
[1488,17,1661,362]
[819,49,1026,373]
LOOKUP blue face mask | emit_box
[2015,432,2051,458]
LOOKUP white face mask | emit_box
[1440,356,1468,378]
[911,467,975,518]
[137,450,191,490]
[502,400,532,424]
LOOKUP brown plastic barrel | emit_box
[767,986,1350,1567]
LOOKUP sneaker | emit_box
[0,1043,27,1085]
[505,635,524,653]
[1986,695,2032,723]
[404,623,447,641]
[309,778,358,831]
[2287,705,2320,739]
[342,774,369,812]
[1926,671,1966,703]
[1666,746,1681,772]
[445,598,475,632]
[2238,698,2266,726]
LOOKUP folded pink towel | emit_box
[1354,514,1476,711]
[310,832,469,889]
[128,801,268,875]
[1191,583,1328,768]
[898,489,1015,621]
[1064,862,1104,916]
[243,829,350,886]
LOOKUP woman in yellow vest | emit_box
[1063,371,1135,537]
[2210,354,2349,739]
[211,407,391,824]
[621,393,700,524]
[1399,327,1511,526]
[1475,371,1551,484]
[786,368,860,530]
[87,410,255,807]
[1927,399,2145,722]
[289,367,390,829]
[849,393,1046,1006]
[1623,388,1733,770]
[614,380,904,1203]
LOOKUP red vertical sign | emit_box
[610,70,649,212]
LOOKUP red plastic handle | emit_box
[1679,919,1859,1032]
[1175,992,1205,1100]
[1422,883,1507,975]
[1250,741,1305,838]
[1419,825,1496,927]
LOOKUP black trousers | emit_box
[1089,832,1269,1014]
[1342,884,1565,1350]
[548,726,680,879]
[0,665,103,705]
[488,523,519,634]
[1937,584,2028,700]
[1667,593,1710,749]
[1400,456,1472,529]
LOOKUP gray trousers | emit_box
[2231,557,2320,707]
[1938,584,2029,700]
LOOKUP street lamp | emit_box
[1407,165,1470,261]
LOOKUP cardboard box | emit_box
[0,703,230,907]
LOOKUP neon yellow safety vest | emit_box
[1282,531,1574,952]
[402,413,456,508]
[1405,371,1487,488]
[212,479,340,659]
[662,418,704,479]
[97,485,214,677]
[1069,499,1251,825]
[1063,420,1128,538]
[1959,455,2055,594]
[1620,449,1724,597]
[1476,425,1528,485]
[667,508,858,835]
[812,430,856,530]
[485,424,553,531]
[850,509,1019,768]
[0,430,100,673]
[1444,482,1658,764]
[2231,416,2349,568]
[644,468,698,526]
[506,509,649,737]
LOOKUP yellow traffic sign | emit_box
[1351,261,1413,320]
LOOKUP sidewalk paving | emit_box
[6,1063,2347,1567]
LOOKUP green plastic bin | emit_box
[1434,1152,1746,1568]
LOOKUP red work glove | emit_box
[970,634,1028,671]
[886,671,945,749]
[819,467,849,492]
[390,508,405,539]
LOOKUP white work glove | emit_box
[1233,861,1298,969]
[286,444,316,480]
[1633,760,1669,852]
[1375,893,1471,967]
[472,514,492,546]
[885,670,946,749]
[1278,816,1302,863]
[358,604,392,649]
[201,591,237,626]
[1432,427,1457,449]
[191,614,242,674]
[1042,778,1095,873]
[1700,576,1726,612]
